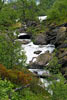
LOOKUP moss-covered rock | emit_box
[30,51,53,69]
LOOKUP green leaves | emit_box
[38,0,56,15]
[50,75,67,100]
[0,4,18,30]
[47,0,67,24]
[0,33,26,69]
[0,79,13,100]
[47,57,61,74]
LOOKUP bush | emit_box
[50,74,67,100]
[47,0,67,25]
[47,57,61,74]
[0,64,32,85]
[0,33,26,69]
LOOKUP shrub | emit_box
[47,0,67,25]
[0,64,32,85]
[47,57,61,74]
[50,74,67,100]
[0,33,26,69]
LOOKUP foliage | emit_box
[47,0,67,25]
[0,65,51,100]
[14,0,38,22]
[0,64,32,85]
[0,78,51,100]
[21,88,51,100]
[0,33,26,69]
[50,74,67,100]
[26,24,45,36]
[0,4,18,30]
[0,78,14,100]
[38,0,56,15]
[0,0,3,10]
[47,57,61,74]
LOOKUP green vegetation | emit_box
[0,33,26,69]
[0,78,50,100]
[0,0,67,99]
[38,0,56,15]
[47,0,67,25]
[50,74,67,100]
[47,57,61,74]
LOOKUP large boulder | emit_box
[33,34,47,45]
[46,26,67,46]
[57,48,67,66]
[30,51,53,69]
[56,48,67,79]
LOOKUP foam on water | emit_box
[38,16,47,22]
[21,41,55,64]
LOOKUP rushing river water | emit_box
[21,40,55,64]
[18,33,55,95]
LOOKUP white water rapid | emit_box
[18,33,55,95]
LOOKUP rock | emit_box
[61,67,67,80]
[46,26,67,46]
[61,67,67,75]
[33,34,46,45]
[29,69,51,78]
[34,50,42,54]
[57,49,67,66]
[26,21,37,27]
[18,34,31,39]
[30,51,52,69]
[57,43,67,49]
[18,27,26,33]
[64,74,67,80]
[56,48,67,79]
[17,39,31,44]
[36,51,52,66]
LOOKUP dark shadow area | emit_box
[18,35,31,39]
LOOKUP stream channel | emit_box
[18,33,55,95]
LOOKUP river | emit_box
[18,32,55,94]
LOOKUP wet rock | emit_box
[46,26,67,46]
[34,50,42,54]
[17,39,31,44]
[57,43,67,49]
[26,21,37,27]
[18,34,31,39]
[36,51,52,66]
[64,74,67,80]
[61,67,67,80]
[29,69,51,78]
[30,51,53,69]
[33,34,46,45]
[18,27,26,33]
[56,48,67,79]
[57,49,67,66]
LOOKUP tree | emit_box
[50,74,67,100]
[47,57,61,74]
[47,0,67,24]
[0,32,26,69]
[16,0,38,22]
[38,0,56,15]
[0,0,4,10]
[0,4,18,30]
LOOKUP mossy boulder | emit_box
[46,26,67,47]
[30,51,53,69]
[33,34,47,45]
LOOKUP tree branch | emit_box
[14,84,30,92]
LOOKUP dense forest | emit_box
[0,0,67,100]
